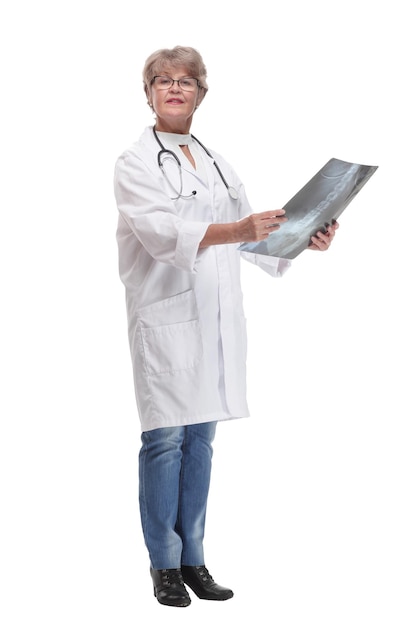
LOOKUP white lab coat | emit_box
[114,126,290,431]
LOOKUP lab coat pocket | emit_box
[136,290,203,375]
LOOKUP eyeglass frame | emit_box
[151,76,201,91]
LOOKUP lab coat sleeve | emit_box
[114,152,211,273]
[240,251,291,277]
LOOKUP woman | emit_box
[114,45,338,608]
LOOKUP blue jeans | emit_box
[139,421,217,570]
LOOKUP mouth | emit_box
[166,98,184,105]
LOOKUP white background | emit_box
[1,1,416,624]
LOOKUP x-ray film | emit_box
[239,158,378,259]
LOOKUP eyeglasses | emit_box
[151,76,200,92]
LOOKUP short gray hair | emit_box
[142,46,208,96]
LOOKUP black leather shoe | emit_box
[150,568,191,607]
[181,565,234,600]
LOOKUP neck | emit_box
[154,119,192,134]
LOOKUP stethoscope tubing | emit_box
[190,134,238,199]
[153,126,238,200]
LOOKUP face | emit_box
[148,64,204,133]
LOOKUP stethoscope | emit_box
[153,126,239,200]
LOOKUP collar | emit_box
[155,130,193,146]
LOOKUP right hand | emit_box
[237,209,287,242]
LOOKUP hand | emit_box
[238,210,288,243]
[308,220,339,252]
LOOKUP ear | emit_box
[144,85,153,109]
[196,88,207,107]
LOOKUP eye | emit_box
[158,77,172,86]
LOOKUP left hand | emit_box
[308,220,339,252]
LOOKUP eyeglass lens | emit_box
[153,76,198,91]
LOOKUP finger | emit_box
[319,227,334,241]
[310,234,329,250]
[325,225,336,237]
[260,209,286,220]
[268,216,288,227]
[313,231,327,242]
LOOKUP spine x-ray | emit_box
[239,158,378,260]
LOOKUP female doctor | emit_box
[114,46,338,608]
